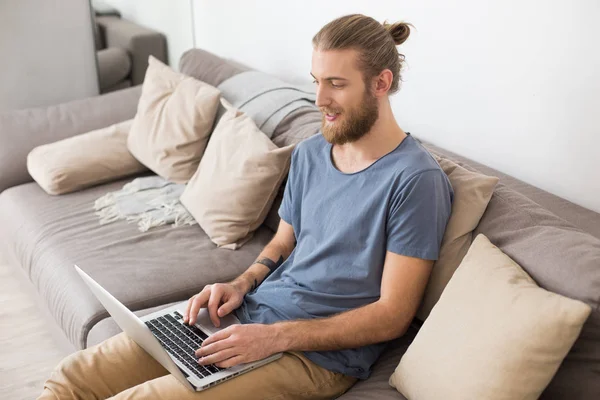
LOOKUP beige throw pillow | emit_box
[416,154,499,321]
[127,56,221,183]
[180,99,295,250]
[390,234,592,400]
[27,119,147,195]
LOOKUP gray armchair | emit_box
[93,12,168,93]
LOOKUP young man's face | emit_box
[311,48,379,145]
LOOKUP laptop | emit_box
[74,264,283,391]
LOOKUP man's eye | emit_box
[331,83,345,89]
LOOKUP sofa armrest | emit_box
[96,16,168,86]
[0,86,142,193]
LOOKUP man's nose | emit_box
[315,86,330,108]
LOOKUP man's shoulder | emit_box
[392,135,446,181]
[289,132,326,164]
[294,132,325,152]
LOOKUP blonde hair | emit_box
[312,14,412,95]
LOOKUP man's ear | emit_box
[373,69,393,97]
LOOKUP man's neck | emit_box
[333,102,407,164]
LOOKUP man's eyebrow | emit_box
[310,72,348,81]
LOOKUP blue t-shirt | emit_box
[235,132,453,379]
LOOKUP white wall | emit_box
[97,0,194,68]
[100,0,600,213]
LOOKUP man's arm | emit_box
[229,219,296,295]
[272,251,434,352]
[185,219,296,326]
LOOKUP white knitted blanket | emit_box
[94,176,196,232]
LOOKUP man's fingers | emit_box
[195,336,233,357]
[183,295,196,323]
[188,289,210,325]
[207,287,223,327]
[198,348,237,366]
[201,327,232,348]
[217,300,235,318]
[215,355,245,369]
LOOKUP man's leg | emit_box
[37,332,168,399]
[109,350,358,400]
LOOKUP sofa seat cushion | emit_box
[87,301,181,347]
[97,47,131,91]
[0,178,274,350]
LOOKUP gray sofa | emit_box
[0,48,598,399]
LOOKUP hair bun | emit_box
[383,21,412,46]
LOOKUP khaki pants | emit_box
[38,332,358,400]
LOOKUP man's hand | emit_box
[183,283,245,327]
[195,323,282,369]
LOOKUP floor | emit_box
[0,252,72,400]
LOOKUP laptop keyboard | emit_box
[145,311,224,378]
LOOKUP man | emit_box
[39,13,453,400]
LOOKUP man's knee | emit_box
[36,387,59,400]
[52,350,82,375]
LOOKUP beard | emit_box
[321,89,379,146]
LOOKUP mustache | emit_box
[320,108,342,115]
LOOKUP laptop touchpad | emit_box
[195,308,240,335]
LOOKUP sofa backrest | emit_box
[423,141,600,399]
[421,139,600,240]
[0,86,143,194]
